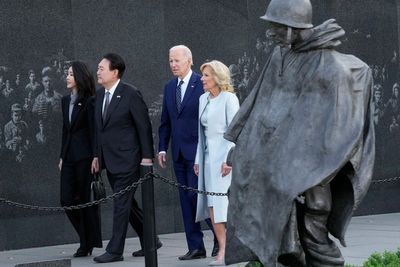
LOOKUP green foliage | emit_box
[243,249,400,267]
[363,249,400,267]
[242,261,263,267]
[345,248,400,267]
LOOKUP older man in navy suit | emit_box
[158,45,217,260]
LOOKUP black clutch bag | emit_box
[91,173,106,201]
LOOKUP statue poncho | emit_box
[224,19,375,266]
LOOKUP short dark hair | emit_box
[71,61,96,99]
[102,53,126,78]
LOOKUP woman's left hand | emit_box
[221,162,232,177]
[194,164,199,176]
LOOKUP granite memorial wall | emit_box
[0,0,398,250]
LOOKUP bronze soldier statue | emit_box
[224,0,375,266]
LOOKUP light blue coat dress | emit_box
[195,91,240,223]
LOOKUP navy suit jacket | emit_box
[94,81,154,174]
[158,72,204,162]
[60,95,95,162]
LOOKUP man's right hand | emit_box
[158,152,167,168]
[91,157,99,174]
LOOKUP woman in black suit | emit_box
[59,61,102,257]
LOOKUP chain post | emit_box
[141,169,158,267]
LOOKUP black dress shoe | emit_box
[178,249,206,260]
[211,242,219,257]
[132,239,163,257]
[73,247,93,257]
[93,252,123,263]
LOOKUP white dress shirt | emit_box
[102,79,120,113]
[177,69,192,102]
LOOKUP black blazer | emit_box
[60,95,95,162]
[94,81,154,174]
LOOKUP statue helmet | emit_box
[260,0,313,29]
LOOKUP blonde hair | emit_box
[200,60,235,93]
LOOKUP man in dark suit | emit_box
[91,53,161,263]
[158,45,217,260]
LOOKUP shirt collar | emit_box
[178,70,192,85]
[105,79,120,96]
[70,91,78,101]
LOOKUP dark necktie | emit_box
[103,91,110,121]
[176,80,184,112]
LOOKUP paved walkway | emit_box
[0,213,399,267]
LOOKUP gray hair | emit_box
[169,45,193,62]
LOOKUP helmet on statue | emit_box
[260,0,313,29]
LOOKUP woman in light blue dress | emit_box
[194,60,240,265]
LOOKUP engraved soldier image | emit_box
[32,73,62,119]
[4,103,31,162]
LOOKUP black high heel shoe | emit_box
[73,247,93,257]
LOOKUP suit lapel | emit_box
[63,95,71,129]
[103,83,123,127]
[97,89,105,128]
[179,73,197,114]
[70,99,83,129]
[199,92,209,120]
[171,78,179,116]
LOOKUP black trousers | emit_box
[105,169,144,255]
[60,158,102,249]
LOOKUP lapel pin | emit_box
[117,95,121,98]
[191,85,194,88]
[78,103,82,106]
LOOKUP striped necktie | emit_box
[176,80,184,112]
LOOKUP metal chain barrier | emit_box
[371,176,400,184]
[0,172,399,212]
[152,173,400,190]
[151,173,228,196]
[0,175,152,212]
